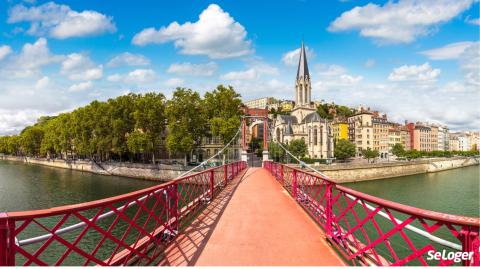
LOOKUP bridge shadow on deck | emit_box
[159,168,257,266]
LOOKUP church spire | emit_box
[295,40,312,108]
[296,40,310,81]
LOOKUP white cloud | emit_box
[221,69,257,80]
[0,45,12,61]
[420,41,477,60]
[0,109,46,135]
[316,64,347,76]
[106,52,150,67]
[35,76,49,89]
[388,63,440,82]
[340,74,363,84]
[220,61,279,81]
[167,62,218,76]
[107,74,121,82]
[466,18,480,25]
[328,0,475,44]
[460,43,480,86]
[164,78,185,87]
[7,2,116,39]
[60,53,103,81]
[108,69,156,84]
[0,38,62,78]
[132,4,253,59]
[69,81,93,92]
[282,46,315,66]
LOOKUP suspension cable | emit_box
[18,126,243,246]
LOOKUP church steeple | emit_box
[295,40,311,108]
[296,40,310,81]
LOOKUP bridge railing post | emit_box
[325,183,334,239]
[169,183,179,233]
[460,226,479,266]
[292,170,298,199]
[209,170,214,200]
[0,214,13,266]
[280,164,284,185]
[224,164,228,186]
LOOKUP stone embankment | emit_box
[310,157,480,183]
[0,155,188,181]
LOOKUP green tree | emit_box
[361,148,379,163]
[127,130,149,162]
[334,139,356,160]
[133,92,166,163]
[269,142,285,162]
[19,126,44,156]
[288,139,308,159]
[165,88,207,165]
[204,85,242,146]
[391,143,405,157]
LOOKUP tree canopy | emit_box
[0,85,244,164]
[288,139,308,159]
[334,139,356,160]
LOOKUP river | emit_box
[343,164,479,217]
[0,160,158,212]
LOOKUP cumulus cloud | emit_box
[69,81,93,92]
[164,78,185,87]
[0,38,62,78]
[420,41,477,60]
[60,53,103,81]
[0,45,12,61]
[167,62,218,76]
[108,69,156,84]
[460,43,480,86]
[132,4,253,59]
[106,52,150,67]
[281,46,315,66]
[388,62,440,82]
[328,0,475,44]
[34,76,50,89]
[466,18,480,25]
[221,69,257,81]
[7,1,116,39]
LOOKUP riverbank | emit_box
[310,157,480,183]
[0,155,188,181]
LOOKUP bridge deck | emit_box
[160,167,345,266]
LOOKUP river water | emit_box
[0,160,478,216]
[342,164,479,217]
[0,160,157,212]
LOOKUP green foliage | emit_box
[204,85,242,145]
[391,143,405,157]
[316,103,354,120]
[361,148,379,162]
[0,85,245,163]
[300,157,327,164]
[269,142,285,162]
[288,139,308,158]
[165,88,207,160]
[127,130,149,155]
[334,139,356,160]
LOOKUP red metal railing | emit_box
[0,161,247,266]
[264,161,480,266]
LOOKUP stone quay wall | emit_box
[309,157,480,183]
[0,155,188,181]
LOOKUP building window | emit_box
[314,128,318,146]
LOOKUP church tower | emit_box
[295,40,311,107]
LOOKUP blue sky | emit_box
[0,0,479,134]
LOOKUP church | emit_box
[272,41,334,159]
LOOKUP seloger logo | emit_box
[427,250,474,263]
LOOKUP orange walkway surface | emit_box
[160,167,346,266]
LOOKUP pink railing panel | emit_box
[0,161,247,266]
[264,161,480,266]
